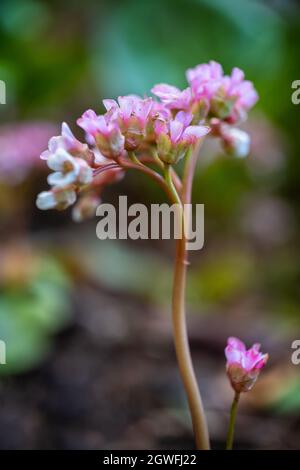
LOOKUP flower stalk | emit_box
[165,146,210,450]
[226,392,240,450]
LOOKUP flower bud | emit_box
[36,188,76,211]
[156,133,172,163]
[210,88,236,119]
[221,127,250,158]
[225,337,268,393]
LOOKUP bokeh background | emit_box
[0,0,300,449]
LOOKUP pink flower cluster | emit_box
[36,61,258,220]
[225,337,268,393]
[152,61,258,124]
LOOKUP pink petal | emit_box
[175,111,193,127]
[183,125,210,141]
[254,354,268,370]
[170,120,184,144]
[154,119,168,136]
[227,337,246,352]
[103,99,117,112]
[118,96,134,121]
[231,67,245,84]
[225,345,242,365]
[151,83,181,99]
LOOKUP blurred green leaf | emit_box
[272,378,300,414]
[92,0,285,102]
[0,255,71,374]
[188,249,254,306]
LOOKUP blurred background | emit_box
[0,0,299,449]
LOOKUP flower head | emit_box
[154,111,210,164]
[221,68,258,122]
[77,110,125,158]
[36,61,257,220]
[103,95,155,151]
[186,60,223,101]
[225,337,268,393]
[152,61,258,130]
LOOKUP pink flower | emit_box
[103,95,155,150]
[77,110,125,158]
[186,61,223,100]
[156,111,209,144]
[221,68,258,122]
[151,84,192,110]
[225,337,268,393]
[41,122,89,161]
[187,60,223,84]
[186,61,258,123]
[154,111,210,163]
[223,68,258,109]
[151,100,172,120]
[103,95,154,129]
[76,109,104,137]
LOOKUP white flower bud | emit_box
[36,191,57,210]
[222,127,250,158]
[36,188,77,211]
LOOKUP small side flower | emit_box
[225,336,268,450]
[225,336,268,393]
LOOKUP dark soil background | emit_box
[0,279,297,450]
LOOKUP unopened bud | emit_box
[222,127,250,158]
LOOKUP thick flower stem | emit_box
[172,231,210,450]
[166,147,210,450]
[226,392,240,450]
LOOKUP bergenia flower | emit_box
[36,61,257,221]
[77,110,125,158]
[41,122,89,161]
[223,68,258,108]
[154,111,210,163]
[187,60,223,86]
[151,84,192,110]
[186,60,223,101]
[186,61,257,123]
[223,127,250,158]
[46,148,93,187]
[103,95,153,129]
[225,337,268,393]
[76,109,104,136]
[103,95,155,150]
[34,62,261,451]
[36,187,77,211]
